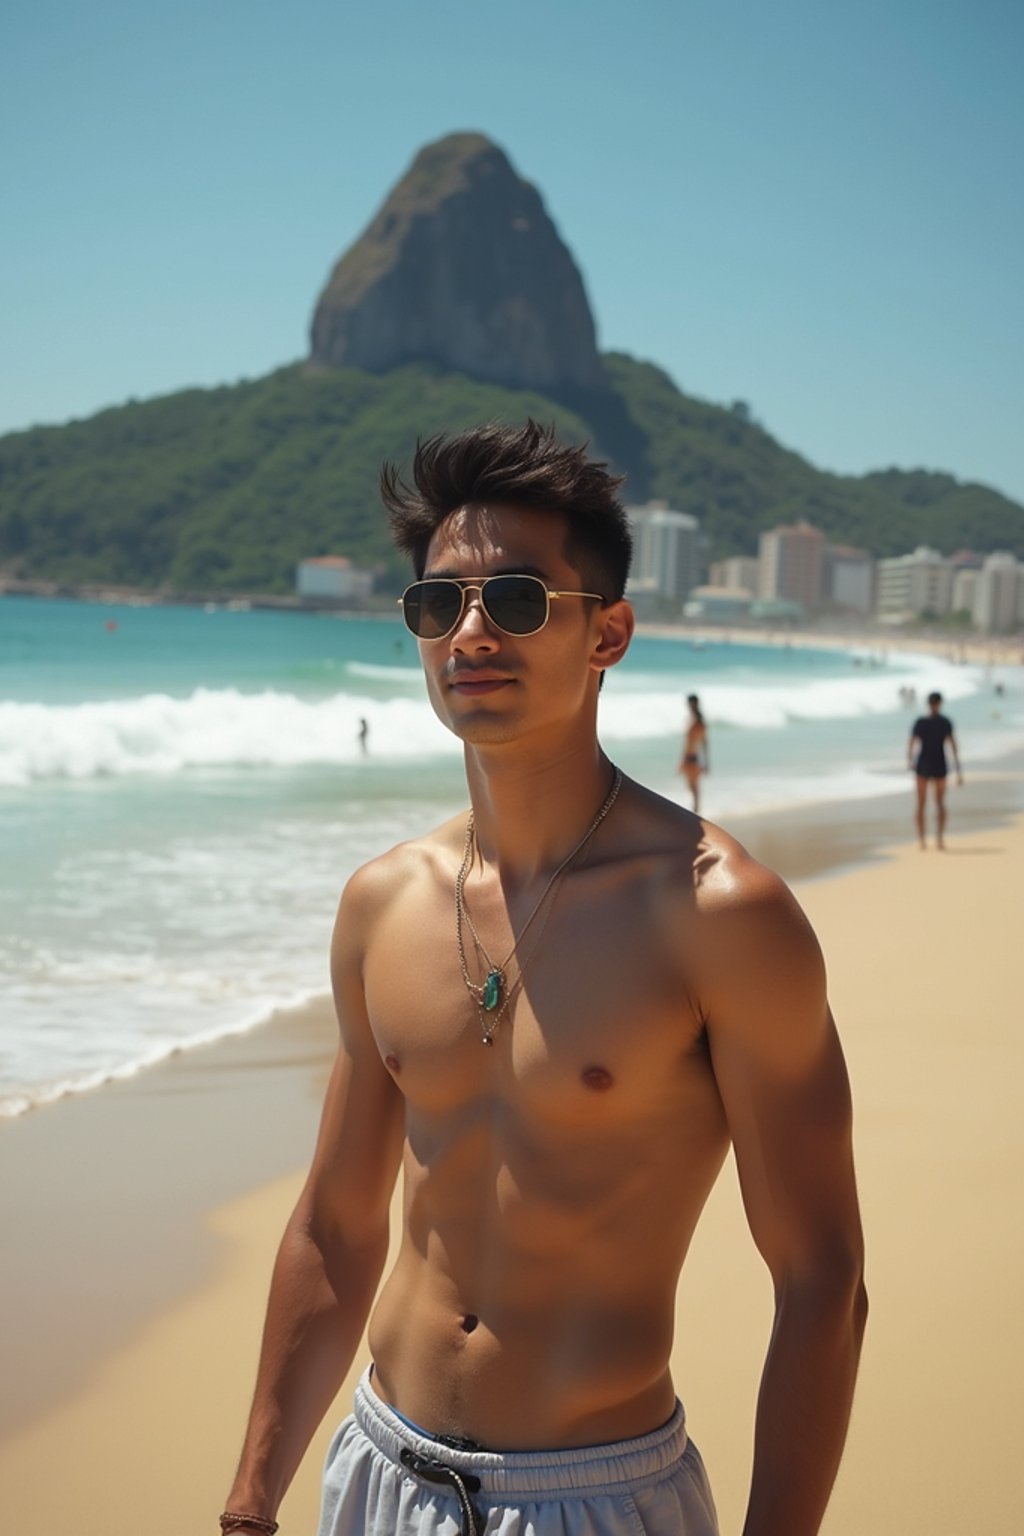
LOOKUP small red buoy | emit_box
[105,619,118,632]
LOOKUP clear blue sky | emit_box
[2,0,1022,501]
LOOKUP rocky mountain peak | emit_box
[309,132,606,395]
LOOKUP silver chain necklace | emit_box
[455,766,623,1045]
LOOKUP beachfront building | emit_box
[709,555,760,593]
[749,598,807,625]
[823,545,875,615]
[949,551,983,617]
[683,585,753,624]
[875,546,953,622]
[972,551,1024,634]
[757,521,825,611]
[295,555,374,603]
[626,501,702,608]
[951,568,979,616]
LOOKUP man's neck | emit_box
[464,743,617,888]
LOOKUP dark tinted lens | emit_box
[482,575,548,635]
[403,581,464,638]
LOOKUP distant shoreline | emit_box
[636,620,1024,669]
[0,576,375,615]
[3,576,1022,666]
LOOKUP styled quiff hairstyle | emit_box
[381,420,633,600]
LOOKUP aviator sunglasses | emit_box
[399,574,605,640]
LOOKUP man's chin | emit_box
[433,705,522,746]
[455,722,524,747]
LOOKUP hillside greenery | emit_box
[0,353,1020,594]
[605,354,1022,563]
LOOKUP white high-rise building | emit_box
[972,552,1023,634]
[823,545,875,615]
[626,502,702,606]
[875,547,953,620]
[951,568,980,616]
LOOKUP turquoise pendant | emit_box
[483,969,503,1011]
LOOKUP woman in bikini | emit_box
[679,693,709,813]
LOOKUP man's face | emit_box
[415,502,622,747]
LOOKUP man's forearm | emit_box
[741,1269,868,1536]
[226,1213,389,1519]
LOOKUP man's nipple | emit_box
[384,1053,401,1074]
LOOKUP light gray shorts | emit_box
[316,1367,719,1535]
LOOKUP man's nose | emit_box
[451,587,499,650]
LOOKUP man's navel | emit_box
[581,1064,614,1092]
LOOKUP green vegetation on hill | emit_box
[1,355,1020,594]
[0,366,591,591]
[605,354,1023,562]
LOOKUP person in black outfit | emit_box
[908,691,963,849]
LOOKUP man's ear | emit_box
[590,599,635,674]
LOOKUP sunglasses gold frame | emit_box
[398,575,605,640]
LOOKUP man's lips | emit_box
[448,671,515,695]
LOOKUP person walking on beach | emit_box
[222,423,866,1536]
[678,693,709,812]
[908,690,963,850]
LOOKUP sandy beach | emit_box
[636,618,1024,672]
[1,784,1022,1535]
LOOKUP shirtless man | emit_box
[222,423,866,1536]
[908,691,963,850]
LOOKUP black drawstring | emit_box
[399,1447,486,1536]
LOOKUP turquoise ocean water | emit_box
[3,594,1021,1116]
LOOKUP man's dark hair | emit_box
[381,420,633,600]
[927,691,943,706]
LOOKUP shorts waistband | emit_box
[354,1367,689,1500]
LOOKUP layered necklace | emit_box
[455,766,623,1045]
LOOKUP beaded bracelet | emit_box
[219,1513,279,1535]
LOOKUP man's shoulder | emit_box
[663,815,824,1004]
[625,782,786,916]
[689,818,791,919]
[338,812,466,924]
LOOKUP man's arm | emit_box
[224,864,405,1523]
[698,861,867,1536]
[949,728,964,783]
[907,725,919,770]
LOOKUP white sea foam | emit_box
[605,651,978,729]
[0,688,458,785]
[0,653,983,786]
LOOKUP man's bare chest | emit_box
[361,876,708,1124]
